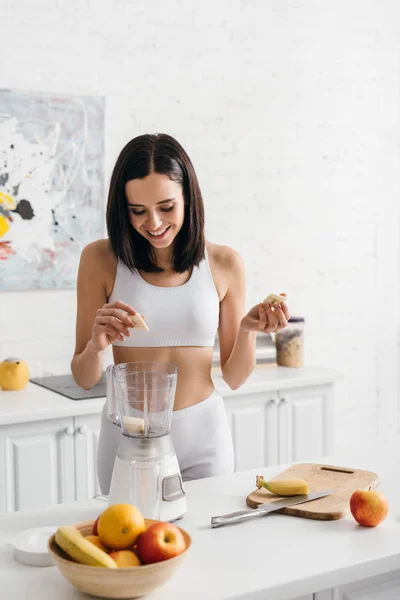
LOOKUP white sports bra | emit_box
[108,249,220,348]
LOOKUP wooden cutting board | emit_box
[246,463,379,520]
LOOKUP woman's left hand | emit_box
[240,293,290,334]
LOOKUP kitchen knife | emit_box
[211,489,334,528]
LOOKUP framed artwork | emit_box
[0,89,105,290]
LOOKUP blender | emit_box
[106,362,187,522]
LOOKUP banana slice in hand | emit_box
[129,313,150,331]
[263,293,287,305]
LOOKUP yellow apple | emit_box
[0,358,29,391]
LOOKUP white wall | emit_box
[1,0,399,448]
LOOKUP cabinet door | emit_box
[2,418,75,512]
[223,391,279,471]
[335,570,400,599]
[315,591,334,599]
[74,413,102,501]
[278,384,334,464]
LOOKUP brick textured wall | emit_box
[1,0,399,446]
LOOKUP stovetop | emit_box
[30,372,107,400]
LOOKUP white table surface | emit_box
[0,441,398,600]
[0,366,339,425]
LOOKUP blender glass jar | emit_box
[114,362,178,437]
[275,317,305,367]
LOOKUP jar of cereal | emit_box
[275,317,305,368]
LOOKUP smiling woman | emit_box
[106,134,205,274]
[70,133,290,493]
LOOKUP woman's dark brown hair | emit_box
[106,133,205,273]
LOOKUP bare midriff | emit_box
[112,345,216,410]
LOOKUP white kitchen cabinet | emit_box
[315,590,335,599]
[336,572,400,599]
[223,382,334,472]
[316,570,400,599]
[277,384,334,465]
[0,417,76,512]
[74,414,102,501]
[224,391,279,471]
[0,413,101,513]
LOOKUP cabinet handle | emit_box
[269,398,278,405]
[78,425,89,435]
[64,426,75,435]
[280,397,288,404]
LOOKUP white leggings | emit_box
[97,389,235,495]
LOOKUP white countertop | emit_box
[214,365,340,397]
[0,383,105,425]
[0,366,339,425]
[0,441,398,600]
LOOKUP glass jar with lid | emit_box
[275,317,305,368]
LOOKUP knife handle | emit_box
[211,505,277,528]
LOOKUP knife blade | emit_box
[211,489,334,528]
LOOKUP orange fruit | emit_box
[84,535,110,553]
[98,504,145,550]
[109,549,142,567]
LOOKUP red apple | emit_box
[136,522,186,564]
[350,489,388,527]
[93,515,100,536]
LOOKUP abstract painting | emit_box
[0,89,104,290]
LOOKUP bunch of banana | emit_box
[55,526,117,568]
[256,475,309,496]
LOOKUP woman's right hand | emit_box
[89,300,139,351]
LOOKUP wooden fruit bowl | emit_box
[48,519,191,599]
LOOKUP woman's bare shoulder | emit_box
[78,239,117,297]
[80,239,116,269]
[206,241,244,272]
